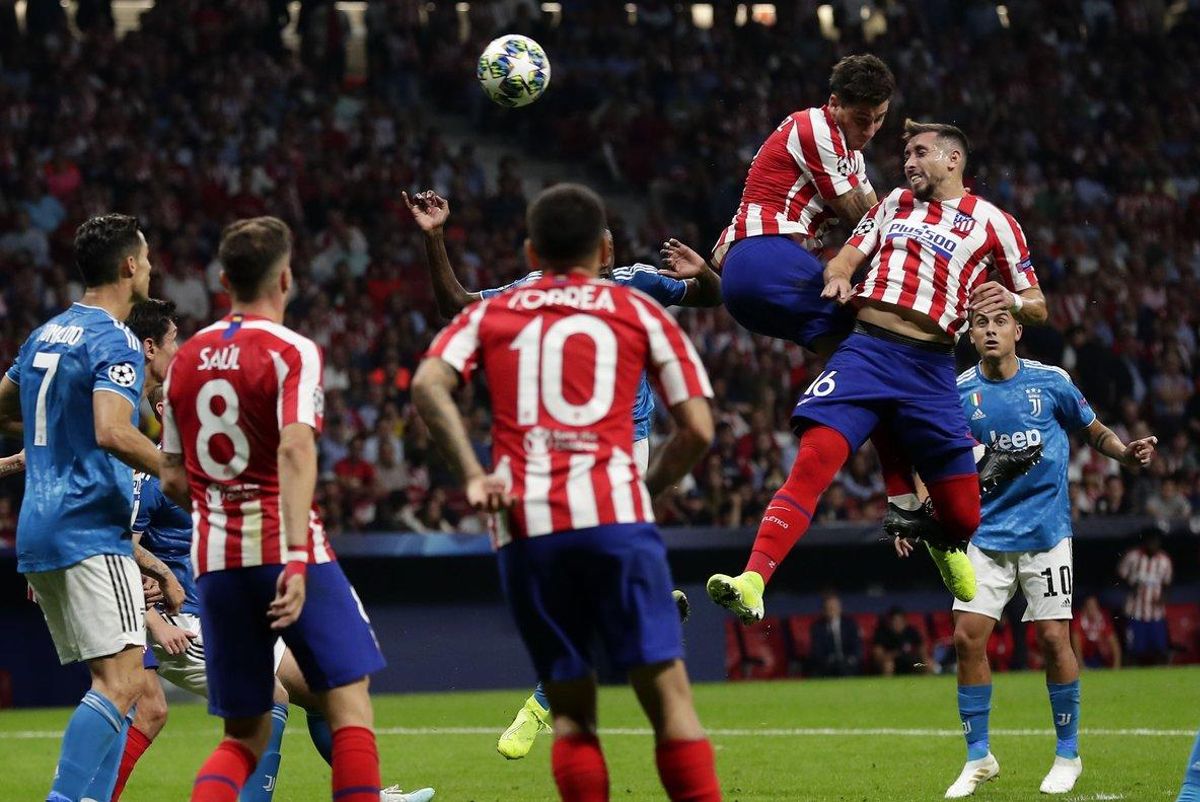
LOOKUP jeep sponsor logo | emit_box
[988,428,1043,450]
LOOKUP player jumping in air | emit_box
[0,214,174,802]
[893,308,1155,796]
[117,300,432,802]
[162,217,392,802]
[708,120,1048,622]
[404,188,713,759]
[413,183,721,802]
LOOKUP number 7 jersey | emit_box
[427,272,713,544]
[162,313,334,575]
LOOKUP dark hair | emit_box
[74,214,142,287]
[125,298,178,345]
[526,183,607,269]
[218,216,293,300]
[829,54,895,107]
[904,118,971,167]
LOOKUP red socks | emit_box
[656,739,721,802]
[552,734,609,801]
[191,739,256,802]
[745,425,850,584]
[111,725,153,801]
[332,726,381,802]
[925,473,981,545]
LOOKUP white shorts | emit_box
[148,611,286,698]
[953,539,1074,622]
[26,554,146,665]
[634,437,650,475]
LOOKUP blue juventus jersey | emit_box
[7,303,145,573]
[957,359,1096,552]
[133,470,200,615]
[481,264,688,442]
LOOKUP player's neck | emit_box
[931,181,966,203]
[980,354,1019,381]
[79,283,135,322]
[229,298,284,323]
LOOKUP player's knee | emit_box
[138,690,169,737]
[273,679,290,706]
[953,626,987,659]
[1036,623,1072,659]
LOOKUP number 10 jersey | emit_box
[163,313,334,575]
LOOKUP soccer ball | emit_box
[476,34,551,108]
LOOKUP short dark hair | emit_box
[526,183,607,269]
[904,119,971,167]
[125,298,178,345]
[218,216,293,301]
[74,214,142,287]
[829,54,895,107]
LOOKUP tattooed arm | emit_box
[1085,418,1157,468]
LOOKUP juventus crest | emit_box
[1026,387,1044,417]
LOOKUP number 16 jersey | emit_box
[427,272,712,544]
[162,313,334,575]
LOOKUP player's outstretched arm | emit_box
[826,188,877,228]
[1084,418,1157,468]
[821,244,869,304]
[94,391,164,477]
[660,238,723,307]
[0,449,24,479]
[403,190,481,319]
[644,397,714,498]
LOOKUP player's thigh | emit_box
[496,537,595,683]
[887,345,977,482]
[1018,539,1074,622]
[954,545,1020,624]
[790,333,888,452]
[197,567,280,719]
[281,562,386,695]
[152,612,209,698]
[28,554,146,666]
[721,236,849,347]
[542,675,598,735]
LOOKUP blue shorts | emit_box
[1126,619,1169,658]
[143,645,158,671]
[198,562,386,719]
[720,236,853,349]
[792,325,976,481]
[497,523,683,682]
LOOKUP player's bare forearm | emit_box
[94,407,163,478]
[160,452,192,509]
[644,397,714,497]
[1013,287,1047,325]
[0,375,22,427]
[827,188,875,225]
[134,543,173,590]
[682,260,723,308]
[423,229,480,320]
[1086,419,1157,467]
[821,245,868,304]
[412,358,485,481]
[0,450,24,478]
[278,423,318,553]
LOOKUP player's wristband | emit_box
[1009,292,1024,314]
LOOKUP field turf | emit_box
[2,667,1196,801]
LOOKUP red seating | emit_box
[786,613,817,675]
[737,617,789,679]
[724,619,745,680]
[1166,604,1200,665]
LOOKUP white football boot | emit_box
[380,785,435,802]
[944,753,1001,798]
[1039,755,1082,794]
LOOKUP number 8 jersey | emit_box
[427,273,713,544]
[162,313,334,575]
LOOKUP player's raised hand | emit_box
[162,573,186,615]
[659,238,706,279]
[970,281,1017,316]
[1124,435,1158,467]
[269,566,307,630]
[402,190,450,232]
[467,473,512,513]
[821,276,854,304]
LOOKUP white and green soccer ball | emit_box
[477,34,551,108]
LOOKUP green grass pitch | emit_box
[2,667,1196,801]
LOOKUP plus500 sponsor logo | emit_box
[988,428,1042,449]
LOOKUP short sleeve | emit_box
[5,333,31,385]
[1054,372,1097,432]
[279,337,325,433]
[426,299,489,376]
[627,294,713,406]
[92,324,144,409]
[846,196,890,255]
[989,211,1039,293]
[787,109,862,201]
[615,265,687,306]
[480,271,540,299]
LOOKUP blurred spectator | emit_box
[1118,530,1174,666]
[1071,596,1122,669]
[872,607,930,676]
[807,592,862,677]
[0,210,49,267]
[1145,474,1192,523]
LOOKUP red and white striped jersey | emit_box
[712,106,872,266]
[846,188,1040,337]
[162,313,334,576]
[1118,548,1173,621]
[426,273,712,545]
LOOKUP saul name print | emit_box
[197,344,241,371]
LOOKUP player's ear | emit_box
[598,232,613,270]
[1014,321,1023,342]
[219,270,231,293]
[142,337,156,359]
[524,238,540,270]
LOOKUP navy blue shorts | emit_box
[720,236,853,349]
[497,523,683,683]
[198,562,386,719]
[1126,619,1169,658]
[792,326,976,481]
[143,645,158,671]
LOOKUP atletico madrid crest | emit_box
[952,212,976,236]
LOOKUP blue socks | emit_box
[81,709,132,802]
[958,684,992,761]
[1176,725,1200,801]
[50,690,125,802]
[1047,680,1080,759]
[241,703,288,802]
[532,683,550,712]
[306,709,334,765]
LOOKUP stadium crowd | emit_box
[1,0,1199,539]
